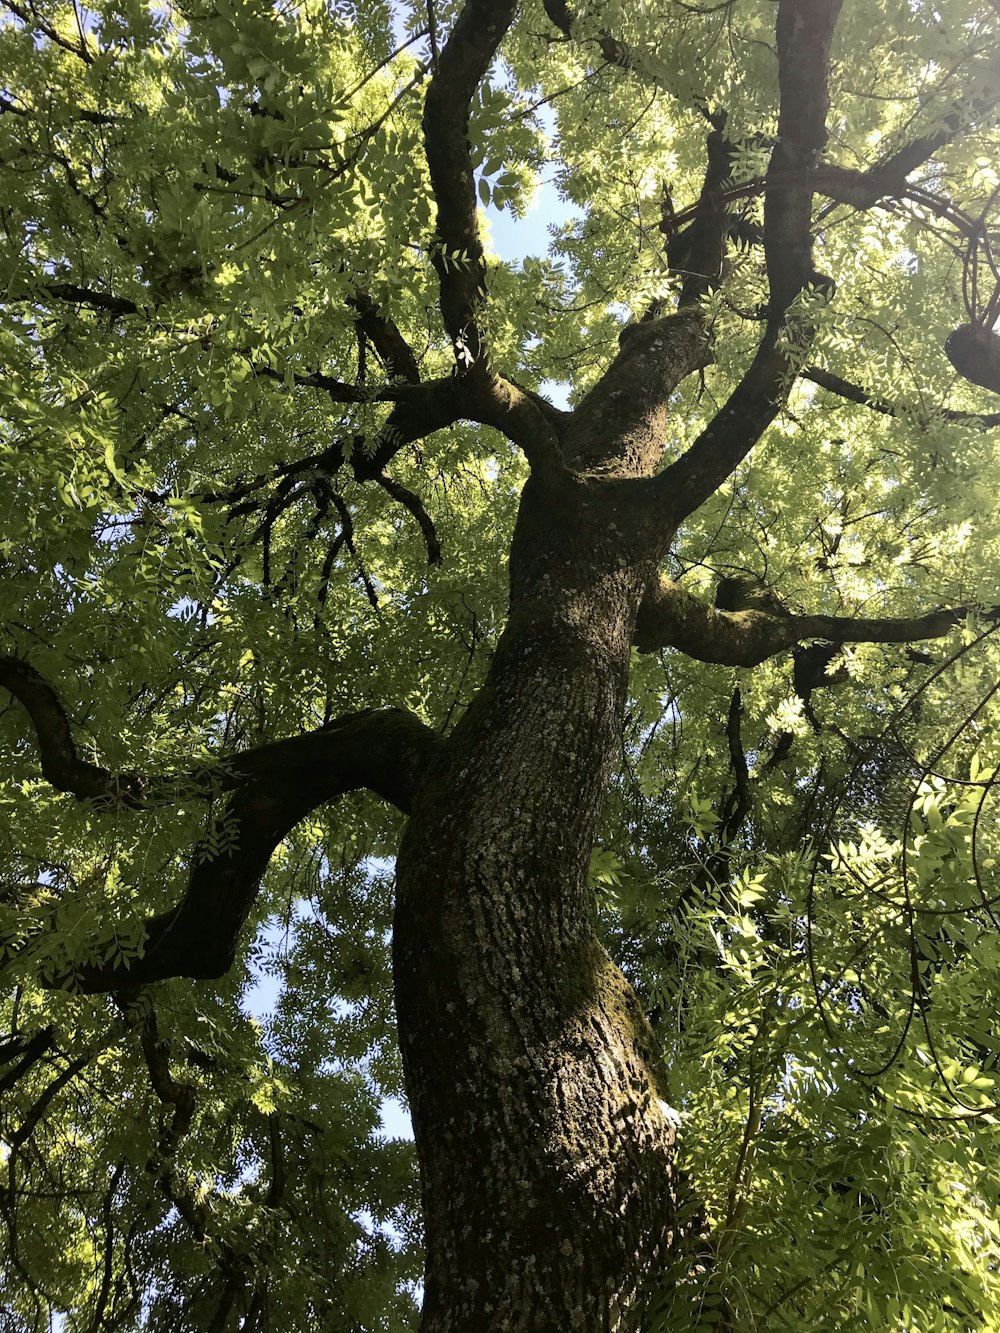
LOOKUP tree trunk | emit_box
[394,471,681,1331]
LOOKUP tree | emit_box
[3,0,1000,1327]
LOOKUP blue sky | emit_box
[488,172,577,410]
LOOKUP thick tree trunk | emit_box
[394,472,681,1331]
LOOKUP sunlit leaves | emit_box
[3,0,1000,1326]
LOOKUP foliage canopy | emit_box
[3,0,1000,1328]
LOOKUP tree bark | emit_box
[394,471,680,1331]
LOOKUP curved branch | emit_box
[138,1007,196,1153]
[375,472,442,564]
[210,370,564,514]
[634,577,998,663]
[422,0,518,372]
[1,657,438,990]
[652,0,842,520]
[66,709,439,992]
[0,657,149,808]
[347,289,422,384]
[355,369,565,481]
[357,376,476,478]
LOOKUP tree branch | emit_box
[0,1028,54,1096]
[64,709,438,992]
[803,364,1000,428]
[375,472,442,565]
[673,127,735,308]
[359,378,473,477]
[249,363,373,404]
[41,283,138,316]
[7,1049,96,1149]
[0,658,149,809]
[541,0,631,69]
[138,1006,196,1154]
[422,0,518,373]
[868,67,1000,190]
[210,369,564,519]
[652,0,843,520]
[347,289,422,385]
[1,0,94,63]
[1,657,438,989]
[561,310,710,476]
[633,576,997,663]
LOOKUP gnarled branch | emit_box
[422,0,517,373]
[1,657,438,990]
[634,576,997,663]
[66,708,438,992]
[653,0,843,521]
[0,657,149,808]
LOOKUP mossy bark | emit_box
[394,470,680,1332]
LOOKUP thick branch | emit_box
[358,377,476,477]
[347,289,422,384]
[634,577,996,663]
[869,66,1000,191]
[555,128,735,478]
[42,283,138,315]
[67,709,438,992]
[766,2,842,310]
[354,368,564,482]
[0,657,149,808]
[561,309,710,477]
[471,373,569,478]
[422,0,518,371]
[212,371,564,519]
[673,128,734,308]
[652,0,842,521]
[2,657,438,989]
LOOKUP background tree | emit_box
[2,0,1000,1328]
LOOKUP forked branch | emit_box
[653,0,843,520]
